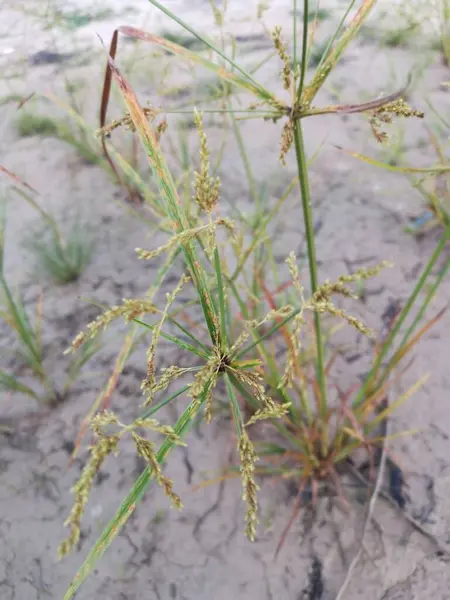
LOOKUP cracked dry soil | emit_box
[1,0,450,598]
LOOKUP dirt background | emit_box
[1,0,450,598]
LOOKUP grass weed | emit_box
[9,0,447,596]
[25,219,95,284]
[16,110,105,166]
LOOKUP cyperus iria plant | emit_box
[58,2,450,598]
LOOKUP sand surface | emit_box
[1,1,450,598]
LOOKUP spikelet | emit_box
[58,433,120,558]
[239,430,259,541]
[97,104,160,137]
[188,346,221,422]
[370,98,424,143]
[132,433,183,509]
[68,299,157,352]
[142,275,190,404]
[193,110,220,215]
[272,26,292,91]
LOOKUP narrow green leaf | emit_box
[105,52,219,344]
[139,384,190,420]
[144,2,273,99]
[303,0,376,103]
[398,254,450,351]
[119,25,274,102]
[0,371,39,400]
[339,147,450,174]
[224,373,243,438]
[133,318,209,358]
[214,247,227,351]
[235,307,301,359]
[166,315,211,354]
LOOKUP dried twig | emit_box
[335,423,388,600]
[347,462,450,557]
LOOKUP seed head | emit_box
[194,110,220,214]
[272,26,292,91]
[370,98,424,143]
[239,430,259,541]
[58,434,120,558]
[132,433,183,509]
[68,299,157,352]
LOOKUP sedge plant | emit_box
[58,2,450,598]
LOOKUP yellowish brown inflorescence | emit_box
[280,119,295,166]
[59,431,120,558]
[272,26,292,91]
[308,261,392,335]
[370,98,424,143]
[193,110,220,215]
[278,254,392,385]
[132,432,183,509]
[279,253,306,388]
[97,104,161,137]
[141,274,190,404]
[69,299,158,352]
[155,118,168,143]
[59,409,184,558]
[239,429,260,541]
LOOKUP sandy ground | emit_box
[1,1,450,598]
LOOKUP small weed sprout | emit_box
[0,195,100,405]
[26,219,95,284]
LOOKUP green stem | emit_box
[229,107,260,209]
[293,119,327,416]
[293,0,298,66]
[298,0,309,98]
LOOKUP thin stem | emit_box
[164,109,280,115]
[229,107,260,208]
[315,0,357,73]
[214,246,228,351]
[139,384,190,419]
[293,0,298,66]
[298,0,309,98]
[235,307,302,360]
[225,373,243,438]
[293,119,327,416]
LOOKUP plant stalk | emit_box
[293,119,327,416]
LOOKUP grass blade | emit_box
[144,2,273,99]
[133,317,209,358]
[214,247,227,351]
[99,29,136,201]
[303,0,377,104]
[0,371,39,400]
[338,148,450,174]
[118,26,274,102]
[224,373,243,437]
[105,52,219,345]
[139,384,190,420]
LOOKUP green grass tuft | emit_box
[25,220,95,284]
[16,113,59,137]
